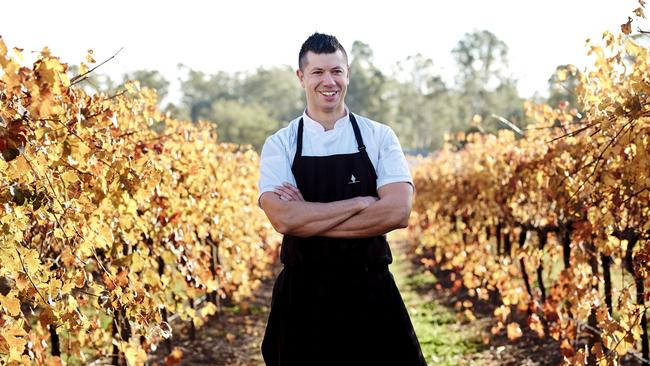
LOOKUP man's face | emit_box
[297,50,349,116]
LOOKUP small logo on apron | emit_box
[348,174,359,184]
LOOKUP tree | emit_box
[389,54,451,151]
[347,41,390,122]
[178,65,239,122]
[210,100,281,151]
[176,65,301,150]
[238,66,303,123]
[452,30,510,93]
[452,30,523,133]
[547,64,580,110]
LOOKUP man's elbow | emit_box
[260,194,293,235]
[268,214,298,235]
[269,215,304,236]
[272,221,291,235]
[392,206,411,229]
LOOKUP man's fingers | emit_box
[281,182,304,201]
[274,186,299,201]
[276,192,291,201]
[282,182,300,192]
[274,188,294,200]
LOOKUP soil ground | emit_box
[148,231,573,366]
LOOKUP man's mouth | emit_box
[319,91,338,97]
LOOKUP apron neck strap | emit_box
[293,113,377,180]
[349,113,366,152]
[296,117,304,159]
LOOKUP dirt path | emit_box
[390,235,564,366]
[147,262,279,366]
[148,230,564,366]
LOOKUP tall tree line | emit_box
[74,30,578,152]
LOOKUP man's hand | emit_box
[274,182,305,201]
[320,182,413,238]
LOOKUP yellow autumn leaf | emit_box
[9,156,30,180]
[0,294,21,317]
[85,49,95,64]
[61,282,75,295]
[130,252,145,273]
[200,302,218,318]
[60,170,78,184]
[79,62,88,76]
[0,36,7,58]
[12,47,23,61]
[95,221,114,250]
[3,325,27,359]
[123,343,147,366]
[634,7,645,17]
[506,322,522,340]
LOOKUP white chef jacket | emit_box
[258,110,413,202]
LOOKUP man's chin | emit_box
[318,103,344,112]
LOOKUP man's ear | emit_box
[296,68,305,88]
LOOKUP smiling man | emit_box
[258,33,427,366]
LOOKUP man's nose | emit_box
[323,72,336,85]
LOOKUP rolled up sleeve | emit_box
[258,134,296,204]
[376,127,414,190]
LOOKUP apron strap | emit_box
[294,118,304,163]
[294,114,378,181]
[350,113,378,180]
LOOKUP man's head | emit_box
[297,33,350,120]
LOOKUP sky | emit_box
[1,0,644,103]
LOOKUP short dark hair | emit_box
[298,33,348,71]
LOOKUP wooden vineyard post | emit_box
[518,228,533,299]
[157,256,172,352]
[560,221,573,270]
[188,298,197,341]
[496,222,502,257]
[50,325,61,357]
[619,230,648,362]
[601,254,613,314]
[504,229,512,258]
[207,236,222,313]
[536,229,548,303]
[586,240,600,366]
[111,313,121,366]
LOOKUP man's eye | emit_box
[313,71,322,75]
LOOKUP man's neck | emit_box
[305,107,347,131]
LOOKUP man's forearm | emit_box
[281,199,366,237]
[260,193,371,237]
[319,197,409,238]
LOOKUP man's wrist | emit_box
[352,196,373,211]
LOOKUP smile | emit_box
[319,91,338,96]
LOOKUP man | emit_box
[258,33,427,366]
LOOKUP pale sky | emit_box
[1,0,643,102]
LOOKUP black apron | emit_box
[261,114,427,366]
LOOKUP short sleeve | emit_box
[258,133,296,205]
[376,127,413,190]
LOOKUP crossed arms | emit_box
[258,182,413,238]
